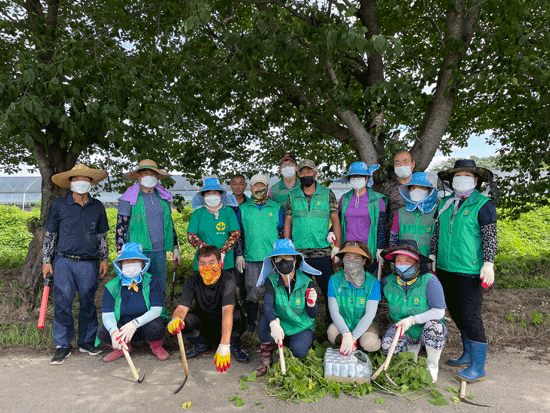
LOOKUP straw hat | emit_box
[51,164,108,189]
[124,159,169,180]
[336,240,374,264]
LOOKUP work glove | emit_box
[214,344,231,372]
[235,256,246,273]
[326,232,336,244]
[111,329,128,351]
[220,253,226,269]
[167,318,185,335]
[306,288,317,307]
[331,246,340,264]
[117,320,138,343]
[395,316,415,338]
[480,262,495,288]
[429,254,437,272]
[269,318,285,345]
[339,332,357,356]
[376,249,383,279]
[173,247,181,266]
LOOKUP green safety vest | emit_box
[340,188,386,255]
[239,199,281,262]
[331,270,377,332]
[272,179,300,212]
[398,207,436,257]
[128,191,174,252]
[289,184,331,249]
[383,273,443,340]
[437,190,490,274]
[269,270,315,336]
[95,273,169,346]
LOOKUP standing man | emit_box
[236,174,284,333]
[268,153,300,213]
[41,164,110,364]
[117,159,181,294]
[229,174,249,206]
[381,150,416,228]
[284,159,341,315]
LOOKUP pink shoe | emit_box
[102,344,131,362]
[149,340,169,360]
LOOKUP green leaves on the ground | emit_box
[428,390,449,406]
[229,396,245,407]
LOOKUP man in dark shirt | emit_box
[168,245,248,372]
[41,164,110,365]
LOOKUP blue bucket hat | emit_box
[191,177,238,209]
[256,239,321,287]
[398,172,438,214]
[333,162,380,187]
[113,242,151,286]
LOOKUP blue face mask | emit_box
[396,264,416,280]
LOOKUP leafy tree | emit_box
[430,155,502,172]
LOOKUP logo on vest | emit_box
[426,227,431,232]
[317,201,321,206]
[296,299,301,305]
[414,298,420,306]
[360,298,365,304]
[216,222,226,232]
[269,212,273,217]
[464,210,470,216]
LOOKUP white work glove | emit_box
[326,232,336,244]
[173,247,181,266]
[118,320,138,343]
[429,254,437,272]
[376,249,383,262]
[306,288,317,307]
[376,248,383,279]
[339,332,356,356]
[111,329,128,351]
[480,262,495,288]
[331,246,340,264]
[220,253,226,265]
[235,256,246,273]
[215,344,231,372]
[395,316,415,338]
[270,318,285,345]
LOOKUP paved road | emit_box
[1,346,548,413]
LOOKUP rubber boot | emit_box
[457,340,487,382]
[230,334,249,364]
[149,340,170,360]
[256,342,275,376]
[103,344,131,363]
[407,343,421,362]
[426,346,442,383]
[448,331,471,367]
[246,302,259,334]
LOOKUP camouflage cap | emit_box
[297,159,316,171]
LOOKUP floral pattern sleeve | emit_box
[221,229,241,254]
[42,230,57,264]
[115,214,129,252]
[187,232,206,250]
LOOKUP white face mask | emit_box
[281,166,296,179]
[394,165,412,179]
[409,188,428,202]
[121,262,142,278]
[453,176,476,192]
[71,180,91,195]
[204,195,221,207]
[350,177,366,191]
[140,175,158,188]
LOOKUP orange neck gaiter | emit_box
[199,264,222,285]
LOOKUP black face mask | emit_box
[299,176,315,188]
[274,258,295,275]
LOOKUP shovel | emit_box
[371,325,402,388]
[123,348,145,383]
[174,331,190,394]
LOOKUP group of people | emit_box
[41,151,497,385]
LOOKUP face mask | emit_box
[71,180,91,195]
[350,177,366,191]
[396,264,417,280]
[343,258,365,288]
[274,258,295,276]
[409,188,428,203]
[140,175,158,188]
[199,264,222,285]
[252,187,268,205]
[281,166,296,179]
[122,262,143,278]
[299,176,315,188]
[395,166,412,179]
[452,176,476,193]
[204,195,221,207]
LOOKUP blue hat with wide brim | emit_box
[398,173,438,214]
[191,177,238,209]
[333,162,380,184]
[399,172,434,190]
[113,242,151,277]
[256,239,321,287]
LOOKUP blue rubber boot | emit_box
[447,331,471,367]
[457,340,487,382]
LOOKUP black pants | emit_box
[436,268,486,343]
[304,256,333,325]
[97,317,166,346]
[182,308,245,346]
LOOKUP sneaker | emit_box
[231,346,250,364]
[51,347,72,365]
[79,343,103,356]
[185,343,209,359]
[103,349,125,362]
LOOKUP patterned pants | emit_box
[381,320,447,354]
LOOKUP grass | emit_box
[0,322,54,348]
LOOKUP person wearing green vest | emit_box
[327,240,381,355]
[380,240,447,383]
[98,243,170,362]
[187,178,241,271]
[335,161,387,277]
[235,174,284,334]
[254,239,322,376]
[284,159,341,320]
[389,172,438,257]
[430,159,498,383]
[117,159,181,295]
[268,153,301,213]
